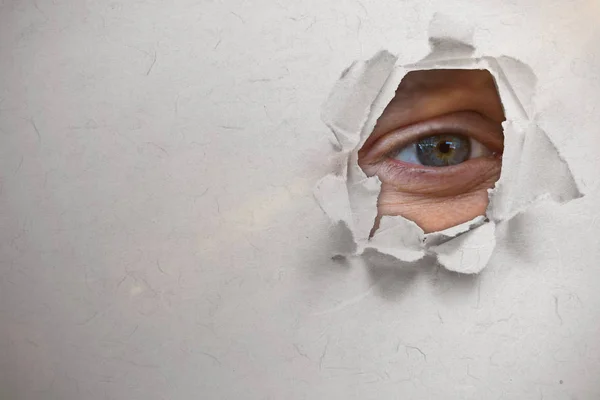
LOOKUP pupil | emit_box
[438,141,451,153]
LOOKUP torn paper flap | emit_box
[314,173,353,225]
[488,56,537,119]
[488,122,583,222]
[420,12,475,62]
[365,216,426,263]
[321,50,397,151]
[428,12,475,47]
[428,222,496,275]
[423,216,487,248]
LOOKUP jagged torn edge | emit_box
[314,13,583,274]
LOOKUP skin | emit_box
[358,69,505,233]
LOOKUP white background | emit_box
[2,1,600,399]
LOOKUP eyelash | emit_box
[364,111,504,168]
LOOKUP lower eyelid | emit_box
[379,156,502,196]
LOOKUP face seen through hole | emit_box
[358,69,505,234]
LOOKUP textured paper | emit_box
[315,14,583,273]
[3,2,600,399]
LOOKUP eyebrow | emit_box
[362,69,505,149]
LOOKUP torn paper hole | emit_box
[314,14,583,274]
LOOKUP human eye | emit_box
[357,69,505,233]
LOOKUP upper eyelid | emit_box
[363,78,506,149]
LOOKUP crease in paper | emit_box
[314,13,583,274]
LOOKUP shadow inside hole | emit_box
[298,220,354,283]
[362,249,429,301]
[362,248,481,301]
[427,262,480,300]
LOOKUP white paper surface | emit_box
[2,1,600,400]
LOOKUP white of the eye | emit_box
[393,143,420,164]
[392,137,492,165]
[469,138,492,158]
